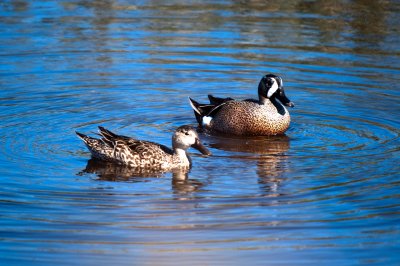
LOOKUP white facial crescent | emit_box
[267,78,279,98]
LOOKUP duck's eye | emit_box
[185,132,190,135]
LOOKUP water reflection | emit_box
[78,158,204,196]
[209,134,290,154]
[209,135,290,195]
[79,158,166,180]
[171,171,205,198]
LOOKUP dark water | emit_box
[1,1,400,265]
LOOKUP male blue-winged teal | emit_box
[76,125,211,170]
[189,74,294,136]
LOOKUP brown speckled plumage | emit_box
[76,125,211,170]
[189,74,294,136]
[209,100,291,135]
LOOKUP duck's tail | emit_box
[76,128,115,161]
[189,96,230,127]
[188,97,205,125]
[188,97,202,114]
[76,130,102,152]
[189,97,218,125]
[75,131,91,143]
[98,126,124,147]
[98,126,117,139]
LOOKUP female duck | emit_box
[76,125,211,170]
[189,74,294,136]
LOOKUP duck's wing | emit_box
[243,98,259,103]
[98,126,132,142]
[207,94,234,105]
[127,139,173,157]
[98,126,171,151]
[210,94,260,105]
[98,126,173,164]
[121,139,174,167]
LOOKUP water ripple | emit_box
[1,1,400,265]
[291,111,399,158]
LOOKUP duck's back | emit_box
[210,100,291,136]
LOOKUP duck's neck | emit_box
[259,95,268,105]
[173,148,192,167]
[269,96,287,115]
[260,95,286,115]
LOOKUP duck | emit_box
[76,125,211,170]
[189,74,294,136]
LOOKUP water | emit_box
[1,1,400,265]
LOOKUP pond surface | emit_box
[1,1,400,265]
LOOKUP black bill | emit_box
[192,138,212,156]
[276,88,294,108]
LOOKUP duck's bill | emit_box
[192,139,212,156]
[285,101,295,107]
[277,90,294,108]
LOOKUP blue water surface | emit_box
[1,1,400,265]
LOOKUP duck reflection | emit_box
[209,134,289,154]
[80,158,166,180]
[209,134,290,195]
[170,169,204,198]
[79,159,204,195]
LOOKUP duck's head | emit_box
[172,125,211,156]
[258,74,294,107]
